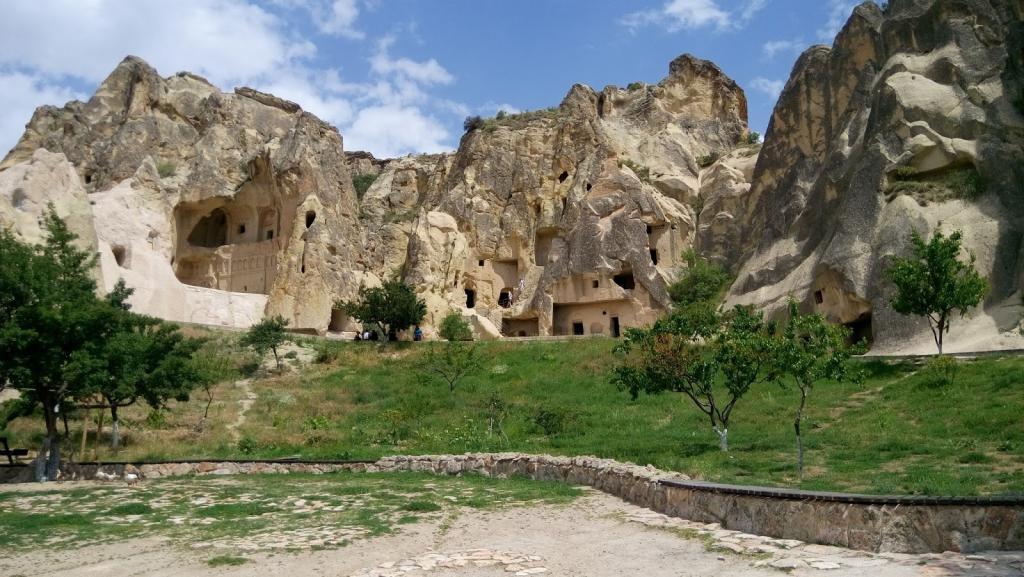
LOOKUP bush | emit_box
[463,115,484,132]
[352,173,377,199]
[618,158,651,183]
[626,82,644,91]
[495,110,508,120]
[697,152,719,168]
[439,312,473,342]
[237,436,260,455]
[156,161,176,178]
[531,406,579,437]
[740,131,760,145]
[313,341,344,364]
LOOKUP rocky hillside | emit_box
[1,0,1022,351]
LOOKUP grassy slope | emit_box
[5,339,1023,496]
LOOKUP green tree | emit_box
[240,316,290,372]
[0,208,104,480]
[338,279,426,342]
[420,342,483,392]
[667,249,731,308]
[64,280,209,449]
[189,344,239,429]
[886,229,988,354]
[438,311,473,341]
[612,306,773,451]
[773,301,859,478]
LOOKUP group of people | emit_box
[353,325,424,341]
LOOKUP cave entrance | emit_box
[187,208,229,248]
[535,229,558,266]
[498,289,512,308]
[502,318,539,338]
[465,288,476,309]
[845,312,873,347]
[613,271,636,290]
[572,322,585,336]
[329,309,348,332]
[610,316,621,338]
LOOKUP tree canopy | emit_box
[1,208,210,474]
[439,311,474,342]
[338,279,426,341]
[240,315,290,372]
[886,229,987,354]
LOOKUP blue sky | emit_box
[0,0,863,159]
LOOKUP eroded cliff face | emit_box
[728,0,1024,353]
[0,57,363,330]
[3,0,1021,348]
[352,54,751,337]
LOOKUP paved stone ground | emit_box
[3,484,1022,577]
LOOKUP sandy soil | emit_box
[0,489,952,577]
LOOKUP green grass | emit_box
[6,338,1024,496]
[0,471,580,553]
[207,555,250,567]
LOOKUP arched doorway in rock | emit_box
[187,208,229,248]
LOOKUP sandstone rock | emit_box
[728,0,1024,353]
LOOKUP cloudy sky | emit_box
[0,0,862,159]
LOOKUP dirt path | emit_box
[226,378,256,440]
[4,489,1017,577]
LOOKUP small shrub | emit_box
[156,161,176,178]
[495,110,508,120]
[439,311,473,341]
[921,355,959,389]
[618,158,651,183]
[531,406,580,437]
[740,131,760,145]
[352,173,377,199]
[463,115,484,132]
[283,350,299,360]
[145,409,167,429]
[109,502,153,515]
[626,81,644,91]
[697,152,719,168]
[237,435,260,455]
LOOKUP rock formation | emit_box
[728,0,1024,353]
[1,57,364,329]
[2,0,1022,350]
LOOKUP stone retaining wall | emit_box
[4,453,1020,554]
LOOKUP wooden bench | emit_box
[1,437,28,465]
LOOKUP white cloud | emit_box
[0,71,85,156]
[370,37,453,86]
[272,0,365,39]
[750,77,785,99]
[344,105,451,158]
[818,0,858,42]
[0,0,310,88]
[622,0,768,32]
[762,39,805,60]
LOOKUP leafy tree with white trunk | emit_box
[240,315,290,372]
[772,301,859,478]
[613,305,774,452]
[886,229,987,354]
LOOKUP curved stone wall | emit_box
[4,453,1020,554]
